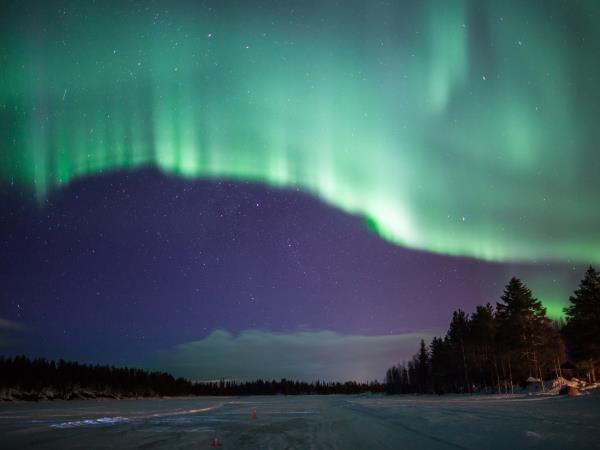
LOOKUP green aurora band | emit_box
[1,0,599,264]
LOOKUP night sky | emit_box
[1,0,599,381]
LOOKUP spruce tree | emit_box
[563,266,600,382]
[469,304,496,391]
[447,309,471,392]
[496,277,555,384]
[430,337,450,394]
[416,339,430,393]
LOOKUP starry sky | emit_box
[0,0,599,381]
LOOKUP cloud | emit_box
[0,318,24,348]
[0,318,23,332]
[154,329,436,382]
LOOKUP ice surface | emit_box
[1,394,599,449]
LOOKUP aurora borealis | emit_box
[1,0,599,380]
[2,0,599,263]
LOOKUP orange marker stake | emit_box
[251,409,257,420]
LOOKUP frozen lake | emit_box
[1,394,599,449]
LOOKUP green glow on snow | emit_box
[1,0,599,264]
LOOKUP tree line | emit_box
[0,356,195,400]
[195,378,384,396]
[0,356,384,400]
[385,266,600,394]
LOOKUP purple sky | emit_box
[0,170,584,380]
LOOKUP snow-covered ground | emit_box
[1,394,599,449]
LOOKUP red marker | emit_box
[251,409,257,420]
[211,436,222,447]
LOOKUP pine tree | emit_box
[447,309,471,392]
[416,339,430,393]
[563,266,600,382]
[400,365,410,393]
[496,277,555,385]
[469,304,497,392]
[430,337,450,394]
[385,365,401,394]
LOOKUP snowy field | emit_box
[1,394,599,449]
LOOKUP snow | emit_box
[1,394,599,449]
[520,377,600,396]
